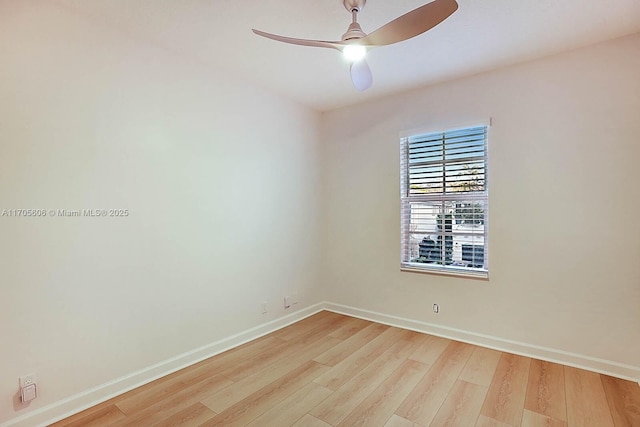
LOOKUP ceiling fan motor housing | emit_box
[342,0,367,41]
[342,22,366,41]
[343,0,366,12]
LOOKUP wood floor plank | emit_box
[313,326,413,390]
[480,353,531,426]
[292,414,333,427]
[152,402,216,427]
[459,346,502,387]
[524,360,566,421]
[116,336,282,414]
[116,374,232,415]
[245,382,332,427]
[337,359,431,427]
[475,415,516,427]
[200,335,341,413]
[219,312,344,382]
[112,375,232,426]
[600,375,640,427]
[200,361,329,427]
[291,314,355,345]
[313,323,389,366]
[216,337,295,381]
[327,316,372,340]
[266,312,329,341]
[310,339,418,425]
[272,311,344,342]
[430,380,489,427]
[396,340,475,426]
[105,334,273,408]
[565,366,614,427]
[408,334,452,365]
[521,409,567,427]
[384,414,424,427]
[50,404,126,427]
[399,331,435,357]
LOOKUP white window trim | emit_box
[399,118,492,139]
[400,121,490,279]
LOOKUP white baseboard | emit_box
[5,301,638,427]
[1,303,325,427]
[324,302,640,383]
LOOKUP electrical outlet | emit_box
[20,383,37,403]
[19,373,36,388]
[284,296,292,309]
[261,302,268,314]
[433,304,439,314]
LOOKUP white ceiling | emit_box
[55,0,640,111]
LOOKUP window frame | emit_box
[400,122,490,279]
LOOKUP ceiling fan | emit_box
[252,0,459,91]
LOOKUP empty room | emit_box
[1,0,639,426]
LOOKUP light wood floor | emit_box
[51,311,640,427]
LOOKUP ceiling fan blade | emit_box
[252,29,342,50]
[358,0,458,47]
[350,59,373,91]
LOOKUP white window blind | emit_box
[401,125,489,277]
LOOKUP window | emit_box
[400,125,489,277]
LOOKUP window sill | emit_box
[401,264,489,280]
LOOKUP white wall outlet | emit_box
[19,373,37,403]
[433,303,439,314]
[261,302,268,314]
[19,373,36,388]
[284,296,292,309]
[20,384,37,403]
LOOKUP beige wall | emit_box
[320,33,640,369]
[0,2,321,423]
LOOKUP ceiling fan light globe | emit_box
[343,45,367,62]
